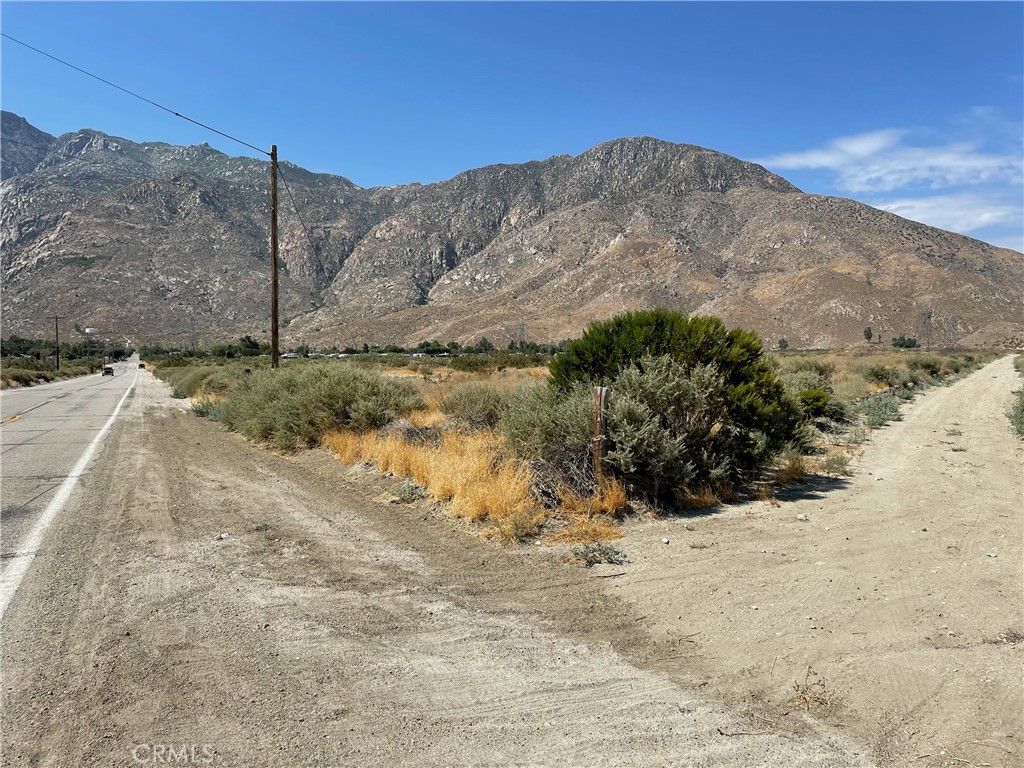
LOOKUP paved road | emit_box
[0,357,140,602]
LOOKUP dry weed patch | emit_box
[774,451,809,484]
[675,486,720,510]
[789,668,836,717]
[547,479,629,544]
[324,428,630,544]
[324,428,544,541]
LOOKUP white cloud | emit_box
[873,193,1020,234]
[758,129,1022,194]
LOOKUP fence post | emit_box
[592,386,610,483]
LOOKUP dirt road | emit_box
[2,358,1019,767]
[605,354,1023,767]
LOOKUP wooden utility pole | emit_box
[270,144,280,369]
[592,386,610,483]
[53,314,65,370]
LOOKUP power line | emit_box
[1,32,269,156]
[277,163,330,282]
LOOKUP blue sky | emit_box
[2,2,1022,250]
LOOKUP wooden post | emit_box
[592,386,609,483]
[53,314,65,370]
[270,144,280,369]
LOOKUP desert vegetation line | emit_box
[151,311,999,543]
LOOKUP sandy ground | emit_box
[603,354,1024,768]
[2,357,1020,767]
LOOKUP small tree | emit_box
[778,338,789,349]
[864,326,873,344]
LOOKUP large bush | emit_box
[500,384,593,491]
[219,363,422,451]
[604,357,777,501]
[549,310,802,456]
[440,382,510,429]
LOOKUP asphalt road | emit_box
[0,357,140,599]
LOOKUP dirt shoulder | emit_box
[602,354,1024,768]
[2,373,872,766]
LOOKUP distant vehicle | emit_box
[102,366,114,376]
[138,363,146,369]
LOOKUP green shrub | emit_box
[798,387,845,420]
[604,357,780,501]
[440,382,510,428]
[782,357,836,380]
[907,354,944,377]
[1010,389,1024,439]
[549,310,801,455]
[500,383,593,490]
[853,395,903,428]
[779,370,847,424]
[859,364,904,388]
[219,363,422,451]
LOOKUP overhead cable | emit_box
[1,32,269,156]
[277,164,330,281]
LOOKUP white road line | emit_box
[0,372,139,621]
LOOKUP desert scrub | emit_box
[1010,356,1024,439]
[851,395,903,429]
[547,310,802,499]
[219,363,422,452]
[156,364,236,399]
[0,368,45,387]
[500,383,594,491]
[604,355,802,503]
[773,447,809,484]
[570,542,628,567]
[779,369,847,425]
[858,364,905,389]
[439,381,511,428]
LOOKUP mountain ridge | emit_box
[2,111,1021,349]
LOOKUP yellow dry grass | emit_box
[774,452,809,485]
[407,408,447,428]
[324,428,545,542]
[676,486,720,509]
[323,427,630,544]
[547,479,629,544]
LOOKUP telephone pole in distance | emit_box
[53,314,65,370]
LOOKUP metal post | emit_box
[270,144,280,369]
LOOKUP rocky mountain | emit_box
[2,110,1021,349]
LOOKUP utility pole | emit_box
[270,144,280,369]
[53,314,65,370]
